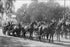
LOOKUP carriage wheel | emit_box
[2,30,6,35]
[7,31,11,36]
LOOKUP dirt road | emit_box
[0,29,70,47]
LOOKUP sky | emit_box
[14,0,70,12]
[14,0,31,11]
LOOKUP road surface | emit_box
[0,29,70,47]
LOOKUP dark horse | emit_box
[62,21,70,39]
[56,22,63,41]
[47,22,57,42]
[38,26,44,40]
[11,24,22,37]
[27,21,37,39]
[39,21,57,42]
[21,26,27,38]
[56,20,70,40]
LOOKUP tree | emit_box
[1,0,16,26]
[16,1,70,24]
[4,0,15,14]
[27,1,65,22]
[16,4,28,23]
[16,4,27,16]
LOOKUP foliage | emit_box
[5,0,15,14]
[1,0,16,26]
[16,1,70,24]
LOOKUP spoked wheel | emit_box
[2,30,6,35]
[7,31,11,36]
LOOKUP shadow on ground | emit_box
[28,37,70,47]
[0,36,70,47]
[0,36,30,47]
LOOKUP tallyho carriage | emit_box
[2,20,70,43]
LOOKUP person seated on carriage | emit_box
[30,20,37,28]
[26,21,38,39]
[2,21,11,35]
[3,22,11,29]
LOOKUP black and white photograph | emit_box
[0,0,70,47]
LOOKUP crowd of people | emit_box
[2,20,70,43]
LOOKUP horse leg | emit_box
[46,34,49,40]
[61,32,63,38]
[57,33,60,41]
[49,34,54,43]
[69,33,70,39]
[13,30,17,37]
[49,34,51,43]
[59,34,60,41]
[65,32,68,39]
[7,31,11,36]
[39,35,41,41]
[16,32,19,37]
[43,34,46,39]
[23,32,26,38]
[30,32,33,39]
[16,31,18,37]
[20,30,23,38]
[24,32,26,38]
[17,31,20,37]
[56,34,58,39]
[30,32,31,38]
[38,33,41,41]
[51,34,54,43]
[12,31,15,37]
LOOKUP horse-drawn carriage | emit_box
[2,20,70,43]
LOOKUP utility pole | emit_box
[48,0,54,2]
[61,0,66,23]
[31,0,38,2]
[63,0,66,21]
